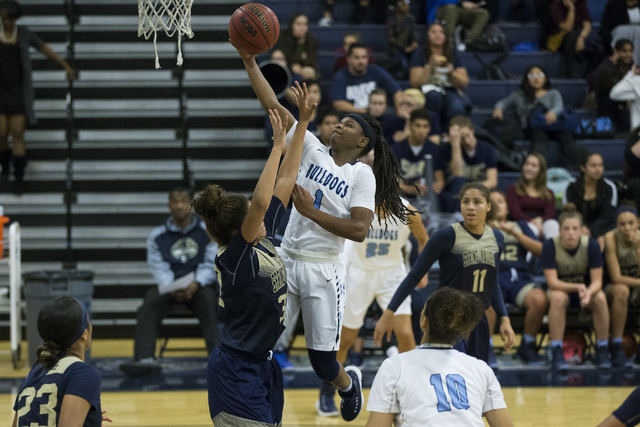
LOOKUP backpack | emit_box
[472,51,513,81]
[467,24,509,53]
[547,167,575,208]
[575,116,616,139]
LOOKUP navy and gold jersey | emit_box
[613,228,640,278]
[542,235,603,285]
[215,196,287,358]
[389,222,506,316]
[500,220,538,272]
[13,357,102,427]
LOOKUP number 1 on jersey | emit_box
[472,269,487,293]
[313,190,323,209]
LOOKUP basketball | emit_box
[228,3,280,55]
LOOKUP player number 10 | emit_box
[430,373,470,412]
[472,269,487,293]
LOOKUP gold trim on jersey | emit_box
[47,356,82,375]
[552,235,590,282]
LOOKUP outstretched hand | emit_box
[291,184,316,218]
[290,81,317,123]
[269,109,289,152]
[373,309,395,347]
[228,38,255,61]
[102,409,113,427]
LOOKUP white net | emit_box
[138,0,194,69]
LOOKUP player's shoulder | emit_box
[490,227,504,245]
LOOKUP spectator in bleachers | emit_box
[492,65,580,168]
[440,116,497,211]
[496,0,538,22]
[386,0,419,79]
[603,205,640,368]
[332,32,376,75]
[382,88,441,145]
[332,43,403,114]
[409,23,470,132]
[316,106,340,146]
[391,109,446,201]
[544,0,593,78]
[563,151,618,248]
[489,190,547,364]
[625,126,640,207]
[0,0,75,195]
[506,153,560,239]
[601,0,640,64]
[610,63,640,131]
[276,14,318,81]
[367,88,389,120]
[594,39,634,133]
[319,0,387,26]
[601,0,639,56]
[434,0,490,51]
[543,203,611,373]
[120,187,218,376]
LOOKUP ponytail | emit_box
[36,296,84,370]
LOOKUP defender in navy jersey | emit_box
[375,183,515,364]
[13,297,108,427]
[194,88,313,426]
[235,39,409,420]
[542,203,611,373]
[489,190,548,364]
[603,206,640,368]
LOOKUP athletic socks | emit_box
[339,378,354,396]
[551,340,563,348]
[597,339,609,348]
[522,334,536,344]
[612,337,623,345]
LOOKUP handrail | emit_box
[9,222,21,368]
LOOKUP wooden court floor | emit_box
[0,387,635,426]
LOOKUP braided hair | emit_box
[360,114,412,224]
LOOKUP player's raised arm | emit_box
[231,43,295,132]
[240,114,287,243]
[273,82,317,206]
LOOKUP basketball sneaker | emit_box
[611,343,632,369]
[339,366,364,422]
[551,346,568,374]
[517,341,543,363]
[596,345,612,373]
[316,381,339,417]
[273,349,294,371]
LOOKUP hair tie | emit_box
[617,206,638,218]
[344,114,376,154]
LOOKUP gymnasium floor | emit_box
[0,338,638,426]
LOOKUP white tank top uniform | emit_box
[367,346,507,427]
[280,120,376,351]
[343,199,414,329]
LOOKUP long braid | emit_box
[361,114,412,224]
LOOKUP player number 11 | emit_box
[472,269,487,293]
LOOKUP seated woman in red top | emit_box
[506,153,559,239]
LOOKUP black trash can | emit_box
[23,270,94,366]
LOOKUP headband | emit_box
[66,299,89,348]
[617,206,639,218]
[344,113,376,153]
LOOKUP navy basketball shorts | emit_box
[499,270,543,307]
[207,346,284,426]
[454,312,490,363]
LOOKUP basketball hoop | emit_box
[138,0,194,69]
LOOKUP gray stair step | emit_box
[20,226,154,249]
[19,261,153,286]
[0,193,170,215]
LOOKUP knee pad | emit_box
[307,349,340,382]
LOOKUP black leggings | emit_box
[525,127,582,169]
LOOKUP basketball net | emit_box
[138,0,194,69]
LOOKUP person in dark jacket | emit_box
[563,151,618,248]
[120,187,219,376]
[600,0,639,57]
[0,0,75,195]
[276,13,318,80]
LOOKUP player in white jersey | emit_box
[338,196,429,367]
[366,287,514,427]
[233,43,409,421]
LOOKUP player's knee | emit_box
[592,290,607,308]
[549,290,568,309]
[527,289,548,312]
[307,349,340,382]
[611,285,630,303]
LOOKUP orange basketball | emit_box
[228,3,280,55]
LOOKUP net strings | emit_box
[138,0,194,69]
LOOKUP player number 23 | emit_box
[472,269,487,293]
[430,373,470,412]
[16,383,58,427]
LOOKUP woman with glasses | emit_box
[492,65,580,168]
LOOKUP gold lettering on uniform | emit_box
[463,249,496,268]
[272,267,286,293]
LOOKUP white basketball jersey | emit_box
[348,198,412,270]
[281,121,376,255]
[367,348,507,427]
